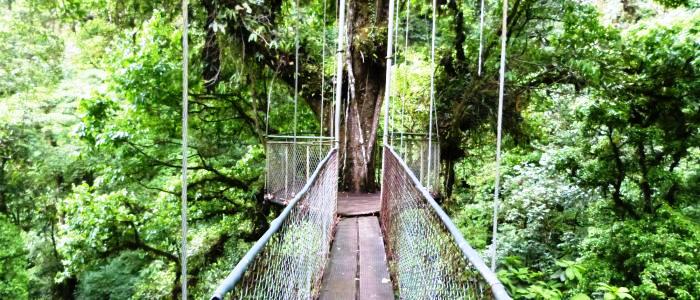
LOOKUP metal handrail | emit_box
[385,144,511,300]
[266,140,334,145]
[210,148,338,300]
[388,131,439,138]
[265,134,335,140]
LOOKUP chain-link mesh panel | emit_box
[381,145,510,300]
[389,134,440,195]
[212,149,338,300]
[266,137,334,202]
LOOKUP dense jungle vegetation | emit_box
[0,0,698,298]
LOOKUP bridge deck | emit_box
[337,192,381,216]
[320,193,393,300]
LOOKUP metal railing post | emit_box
[419,142,424,185]
[306,145,310,180]
[285,145,289,198]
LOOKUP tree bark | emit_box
[210,0,390,193]
[339,0,388,193]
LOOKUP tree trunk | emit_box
[339,0,388,193]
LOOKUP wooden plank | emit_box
[319,218,358,300]
[338,193,381,216]
[358,217,394,300]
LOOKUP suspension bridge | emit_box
[177,0,514,298]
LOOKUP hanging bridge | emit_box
[182,0,515,296]
[210,141,510,299]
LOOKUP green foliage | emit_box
[1,0,699,298]
[0,2,63,96]
[76,251,173,300]
[498,149,595,269]
[597,283,634,300]
[447,2,700,299]
[497,256,575,300]
[0,217,28,299]
[77,18,118,66]
[653,0,699,8]
[582,207,700,298]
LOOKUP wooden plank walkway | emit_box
[337,193,381,216]
[319,218,358,299]
[319,216,393,300]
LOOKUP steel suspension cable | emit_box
[292,0,300,190]
[334,0,346,147]
[320,0,328,151]
[400,0,410,149]
[382,0,396,146]
[264,69,278,196]
[265,70,279,137]
[390,0,401,144]
[394,0,400,61]
[426,0,436,191]
[491,0,508,272]
[329,0,338,145]
[381,0,397,207]
[180,0,189,298]
[478,0,485,76]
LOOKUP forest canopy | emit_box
[0,0,698,299]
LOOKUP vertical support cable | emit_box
[381,0,396,195]
[264,72,277,195]
[390,0,401,146]
[382,0,396,146]
[180,0,189,298]
[491,0,508,272]
[330,0,338,143]
[293,0,300,191]
[393,0,400,63]
[400,0,410,150]
[478,0,485,76]
[320,0,327,152]
[426,0,436,192]
[334,0,346,148]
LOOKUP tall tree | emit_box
[200,0,396,192]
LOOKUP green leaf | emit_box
[565,268,575,280]
[571,294,591,300]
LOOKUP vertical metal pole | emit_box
[334,0,346,148]
[419,143,424,184]
[306,145,311,180]
[320,0,327,155]
[285,146,289,198]
[264,141,269,193]
[478,0,485,76]
[426,0,436,192]
[381,0,396,202]
[491,0,508,272]
[292,0,300,196]
[382,0,396,147]
[180,0,189,298]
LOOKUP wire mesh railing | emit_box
[389,133,440,195]
[381,145,511,300]
[265,135,334,203]
[212,148,338,300]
